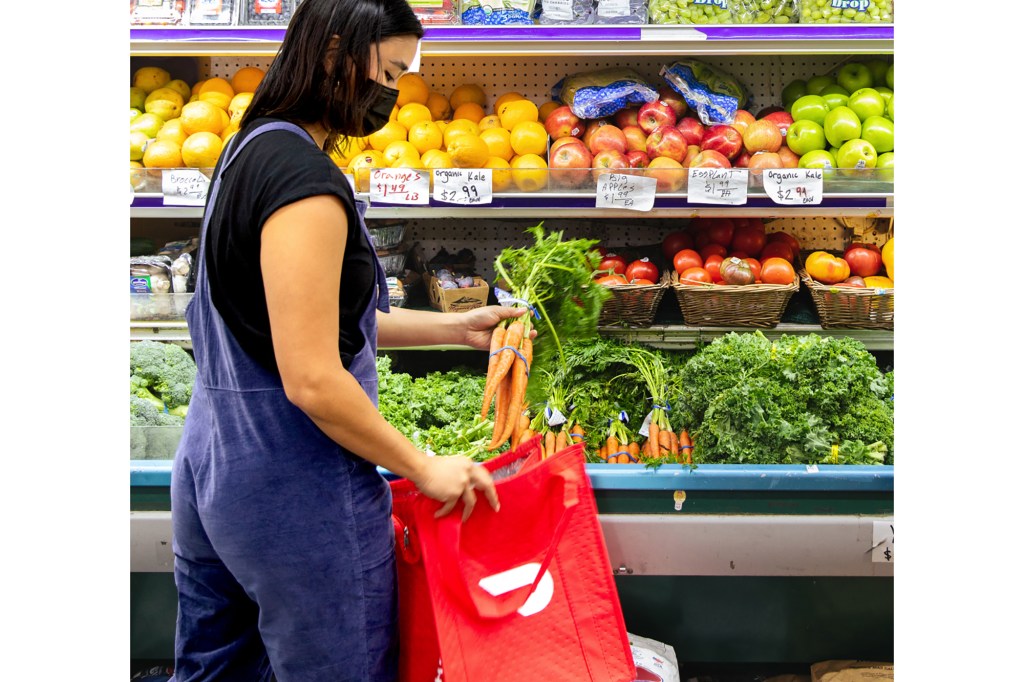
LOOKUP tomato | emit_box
[845,242,881,256]
[630,278,655,286]
[766,231,801,256]
[842,275,866,287]
[735,217,766,233]
[661,231,694,261]
[743,257,762,281]
[594,246,609,257]
[842,246,883,277]
[626,258,659,283]
[679,266,713,284]
[760,257,797,285]
[703,254,724,282]
[673,248,704,275]
[760,240,794,263]
[730,224,767,258]
[598,254,627,275]
[595,273,628,286]
[704,218,736,247]
[727,251,750,261]
[693,230,713,250]
[699,243,728,261]
[720,257,755,285]
[805,251,850,284]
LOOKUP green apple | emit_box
[875,86,893,107]
[131,108,142,121]
[876,152,894,183]
[130,86,147,111]
[865,60,891,86]
[130,131,150,161]
[782,79,808,110]
[798,149,837,175]
[885,64,894,90]
[806,75,836,96]
[836,138,877,169]
[819,84,850,111]
[786,119,827,156]
[836,62,873,93]
[130,112,165,139]
[830,146,841,158]
[790,95,830,126]
[860,115,894,154]
[823,106,861,148]
[848,88,886,121]
[886,94,894,121]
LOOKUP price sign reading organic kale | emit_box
[765,168,824,205]
[433,168,493,205]
[595,173,657,212]
[369,168,429,205]
[161,169,210,206]
[687,168,748,205]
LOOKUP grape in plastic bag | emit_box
[731,0,797,23]
[553,67,659,121]
[801,0,894,24]
[538,0,595,25]
[593,0,646,24]
[660,59,749,126]
[648,0,731,25]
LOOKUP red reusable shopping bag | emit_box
[389,438,636,682]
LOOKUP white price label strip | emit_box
[369,168,429,205]
[433,168,492,205]
[764,168,823,205]
[687,168,748,205]
[595,173,657,212]
[871,521,893,563]
[161,169,210,206]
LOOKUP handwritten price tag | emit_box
[433,168,492,205]
[688,168,748,205]
[765,168,823,205]
[161,169,210,206]
[871,520,893,563]
[369,168,429,205]
[595,173,657,212]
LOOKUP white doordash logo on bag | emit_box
[477,562,554,617]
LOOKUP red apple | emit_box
[588,124,628,155]
[638,100,678,135]
[591,149,630,182]
[729,109,757,136]
[681,144,701,168]
[622,125,648,153]
[543,105,584,140]
[700,125,744,160]
[690,149,732,169]
[582,119,612,149]
[776,146,800,169]
[548,140,593,188]
[550,136,584,155]
[747,151,783,176]
[658,86,689,119]
[645,157,685,192]
[613,106,640,129]
[676,117,705,147]
[760,111,794,138]
[734,150,752,168]
[626,149,650,169]
[756,106,785,119]
[646,125,687,163]
[743,119,783,154]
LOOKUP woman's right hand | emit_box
[413,455,499,521]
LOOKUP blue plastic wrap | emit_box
[460,0,537,24]
[660,59,749,126]
[553,67,659,120]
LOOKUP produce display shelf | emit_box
[129,24,894,57]
[600,322,894,350]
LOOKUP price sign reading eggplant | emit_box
[161,169,210,206]
[433,168,492,205]
[687,168,748,205]
[369,168,429,205]
[765,168,823,205]
[595,173,657,212]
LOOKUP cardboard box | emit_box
[811,660,894,682]
[427,274,489,313]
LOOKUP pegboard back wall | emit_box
[200,54,867,113]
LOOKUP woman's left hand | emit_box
[459,306,537,350]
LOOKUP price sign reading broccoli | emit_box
[162,169,210,206]
[433,169,493,205]
[595,173,657,212]
[687,168,748,205]
[369,169,429,205]
[871,520,893,563]
[765,168,823,205]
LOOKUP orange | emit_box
[367,120,408,152]
[390,151,422,169]
[397,102,432,130]
[217,108,231,132]
[420,149,447,167]
[156,118,188,147]
[484,157,512,192]
[478,114,502,131]
[479,127,513,162]
[383,140,420,166]
[426,91,452,121]
[349,150,387,192]
[453,102,486,124]
[396,73,430,107]
[449,83,486,111]
[407,120,443,155]
[447,134,490,169]
[181,132,223,168]
[198,77,235,99]
[180,100,226,135]
[510,153,548,192]
[421,150,454,189]
[434,120,448,134]
[231,66,265,94]
[509,121,548,156]
[333,135,368,161]
[221,123,240,144]
[493,91,526,114]
[499,99,539,131]
[142,139,184,168]
[539,100,562,123]
[199,91,232,111]
[442,119,480,149]
[190,79,206,98]
[389,104,399,122]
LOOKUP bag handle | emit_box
[429,466,580,620]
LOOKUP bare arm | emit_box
[261,195,496,517]
[378,306,533,350]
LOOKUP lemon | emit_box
[130,131,150,161]
[130,87,147,110]
[478,114,502,131]
[881,237,893,280]
[130,112,166,139]
[180,101,225,136]
[157,118,189,147]
[142,139,184,169]
[199,91,232,111]
[134,66,171,94]
[181,132,223,169]
[165,79,193,101]
[145,87,185,120]
[228,92,254,121]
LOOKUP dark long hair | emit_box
[240,0,423,151]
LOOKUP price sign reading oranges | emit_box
[687,168,749,205]
[433,169,493,205]
[765,168,824,205]
[369,169,429,205]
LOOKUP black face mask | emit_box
[362,81,400,135]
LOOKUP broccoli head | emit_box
[130,341,197,410]
[130,395,163,426]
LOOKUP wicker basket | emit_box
[598,282,668,327]
[668,271,798,328]
[799,269,894,329]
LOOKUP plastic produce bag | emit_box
[593,0,647,24]
[660,58,749,126]
[731,0,797,23]
[131,256,174,294]
[627,632,680,682]
[800,0,894,24]
[648,0,731,25]
[538,0,595,24]
[186,0,238,25]
[554,67,659,120]
[459,0,537,24]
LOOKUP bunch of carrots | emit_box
[481,317,533,452]
[597,413,640,464]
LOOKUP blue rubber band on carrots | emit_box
[488,345,530,376]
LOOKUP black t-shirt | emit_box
[201,117,375,373]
